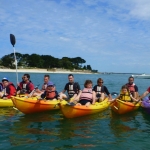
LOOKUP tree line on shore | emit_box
[0,53,97,72]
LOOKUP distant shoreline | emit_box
[0,68,97,74]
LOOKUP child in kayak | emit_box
[76,80,96,106]
[40,82,59,100]
[109,85,138,103]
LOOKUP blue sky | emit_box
[1,0,150,73]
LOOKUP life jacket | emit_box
[67,82,79,97]
[80,88,93,101]
[126,83,135,93]
[95,85,104,94]
[19,81,32,94]
[119,91,131,101]
[3,82,16,97]
[45,87,56,99]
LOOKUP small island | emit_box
[0,53,98,74]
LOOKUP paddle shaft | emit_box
[13,46,19,84]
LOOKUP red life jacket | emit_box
[3,82,16,97]
[45,87,56,99]
[126,83,135,93]
[80,88,93,101]
[19,81,32,93]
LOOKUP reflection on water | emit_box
[0,107,150,149]
[1,72,150,149]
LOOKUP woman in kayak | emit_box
[76,80,96,106]
[93,78,112,102]
[109,85,138,103]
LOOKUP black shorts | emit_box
[78,99,92,105]
[96,93,101,99]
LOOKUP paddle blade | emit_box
[10,34,16,47]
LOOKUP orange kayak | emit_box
[59,98,110,118]
[11,96,62,114]
[110,99,140,114]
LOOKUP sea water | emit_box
[0,72,150,150]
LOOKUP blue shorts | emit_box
[79,99,92,105]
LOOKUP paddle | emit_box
[10,34,18,85]
[111,92,119,96]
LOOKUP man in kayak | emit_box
[93,78,112,101]
[0,77,16,99]
[41,75,52,92]
[33,74,54,96]
[126,76,139,99]
[59,74,81,101]
[17,74,34,95]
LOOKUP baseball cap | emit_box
[47,82,54,86]
[2,77,9,82]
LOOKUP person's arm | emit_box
[130,94,138,102]
[109,94,120,102]
[134,85,138,92]
[29,83,35,92]
[139,91,149,100]
[73,90,82,101]
[104,86,112,100]
[73,83,81,101]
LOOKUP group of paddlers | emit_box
[0,73,149,106]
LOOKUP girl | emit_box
[110,85,138,103]
[76,80,96,106]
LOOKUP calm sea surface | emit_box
[0,72,150,150]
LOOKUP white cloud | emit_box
[0,0,150,73]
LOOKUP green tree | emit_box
[61,57,73,69]
[1,54,15,68]
[70,57,86,68]
[83,65,87,69]
[28,54,44,68]
[87,65,92,70]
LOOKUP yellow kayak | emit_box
[0,94,27,108]
[0,99,14,107]
[110,99,140,114]
[11,96,67,114]
[59,98,110,118]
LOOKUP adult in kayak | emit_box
[41,74,53,92]
[59,74,81,101]
[17,74,34,95]
[138,87,150,100]
[0,77,16,99]
[110,85,138,103]
[76,80,96,106]
[34,74,53,96]
[126,76,139,99]
[40,82,59,100]
[93,78,112,101]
